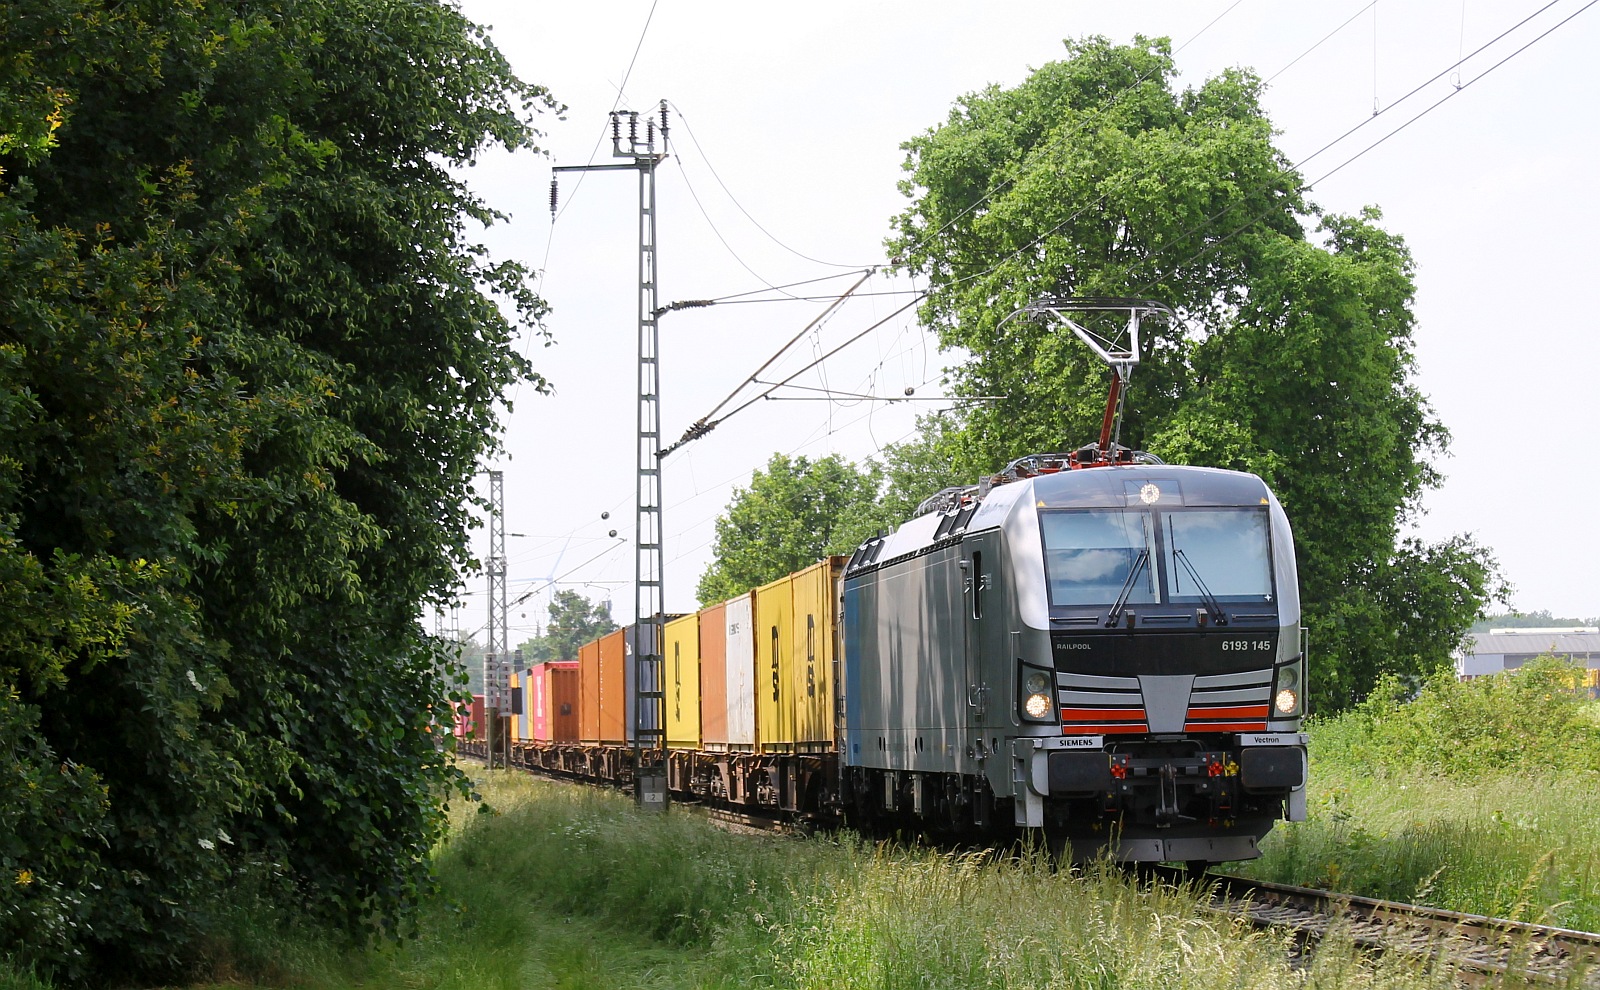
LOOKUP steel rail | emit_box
[1186,870,1600,986]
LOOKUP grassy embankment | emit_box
[1242,657,1600,931]
[6,658,1593,989]
[141,771,1454,990]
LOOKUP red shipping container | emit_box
[530,663,549,742]
[454,694,485,740]
[530,660,580,742]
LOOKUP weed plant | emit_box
[1243,657,1600,930]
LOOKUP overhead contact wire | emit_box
[668,102,869,269]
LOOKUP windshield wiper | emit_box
[1173,549,1227,626]
[1105,548,1150,628]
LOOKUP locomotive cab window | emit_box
[1040,510,1158,606]
[1164,508,1273,600]
[1041,506,1273,605]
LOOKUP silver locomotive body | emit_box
[841,463,1307,864]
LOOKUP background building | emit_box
[1457,628,1600,696]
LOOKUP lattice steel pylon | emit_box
[485,469,508,770]
[551,103,670,810]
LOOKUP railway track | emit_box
[1182,869,1600,986]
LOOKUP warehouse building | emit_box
[1456,627,1600,695]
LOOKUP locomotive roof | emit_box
[1027,464,1271,508]
[845,464,1275,578]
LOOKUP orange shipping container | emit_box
[549,663,580,742]
[579,640,601,745]
[598,627,628,745]
[699,603,728,747]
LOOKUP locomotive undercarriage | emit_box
[1041,737,1303,863]
[462,735,1299,864]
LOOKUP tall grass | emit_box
[726,843,1452,990]
[19,664,1597,986]
[1243,657,1600,930]
[168,769,1461,989]
[430,773,1457,990]
[1246,768,1600,929]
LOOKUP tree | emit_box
[874,411,986,523]
[697,453,893,605]
[516,590,618,662]
[0,0,553,979]
[1471,610,1600,633]
[449,632,488,695]
[888,36,1502,711]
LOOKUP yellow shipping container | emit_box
[664,612,701,749]
[753,573,796,752]
[508,669,522,742]
[790,557,845,751]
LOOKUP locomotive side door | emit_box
[962,530,1005,732]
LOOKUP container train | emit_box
[459,451,1308,867]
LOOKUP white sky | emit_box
[442,0,1600,645]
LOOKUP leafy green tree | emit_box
[0,0,553,979]
[1471,610,1600,632]
[874,411,990,522]
[889,36,1502,711]
[516,590,618,662]
[450,632,488,695]
[697,453,893,605]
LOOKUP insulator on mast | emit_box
[610,112,621,143]
[646,118,655,151]
[549,176,559,219]
[659,100,669,146]
[628,111,639,144]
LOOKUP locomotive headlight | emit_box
[1272,661,1303,717]
[1018,662,1057,722]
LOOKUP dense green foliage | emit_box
[1312,657,1600,776]
[696,453,895,605]
[0,0,552,980]
[1247,659,1600,928]
[514,590,618,663]
[884,36,1502,710]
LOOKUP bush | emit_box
[1244,659,1600,927]
[1312,656,1600,776]
[0,697,110,978]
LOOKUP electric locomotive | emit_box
[838,299,1307,866]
